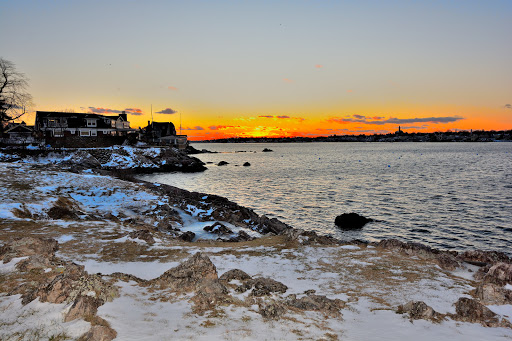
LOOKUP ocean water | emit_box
[140,142,512,253]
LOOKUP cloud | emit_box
[209,125,237,130]
[259,115,274,119]
[372,116,385,120]
[315,64,323,68]
[181,126,204,131]
[87,107,123,114]
[505,104,511,109]
[168,86,178,91]
[156,108,177,115]
[277,115,290,119]
[283,78,294,83]
[328,115,464,125]
[124,108,144,116]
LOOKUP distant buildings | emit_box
[140,121,188,148]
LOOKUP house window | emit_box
[54,131,63,137]
[86,119,97,127]
[91,130,97,136]
[80,131,90,137]
[70,130,75,134]
[48,119,57,127]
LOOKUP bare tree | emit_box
[0,58,33,130]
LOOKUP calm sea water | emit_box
[141,142,512,253]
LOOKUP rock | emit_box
[243,162,251,166]
[150,252,218,291]
[259,301,286,320]
[1,236,58,259]
[377,239,437,258]
[67,150,101,169]
[334,213,373,230]
[435,253,460,271]
[179,231,196,242]
[227,230,254,242]
[203,222,233,235]
[65,295,103,322]
[262,148,273,152]
[397,301,444,322]
[237,277,288,296]
[217,161,229,166]
[128,229,155,244]
[285,294,345,317]
[191,279,230,313]
[219,269,252,282]
[458,250,510,266]
[482,263,512,286]
[78,324,117,341]
[475,283,512,305]
[452,297,512,328]
[47,197,83,220]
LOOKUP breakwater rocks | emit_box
[0,146,207,173]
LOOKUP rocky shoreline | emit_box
[1,161,512,340]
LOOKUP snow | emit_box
[0,295,90,340]
[0,257,28,274]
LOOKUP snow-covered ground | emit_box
[1,162,512,340]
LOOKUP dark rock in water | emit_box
[243,162,251,167]
[262,148,273,152]
[179,231,196,242]
[334,213,373,229]
[203,222,233,235]
[217,161,229,166]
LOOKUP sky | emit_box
[1,0,511,140]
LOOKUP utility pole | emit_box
[180,112,182,135]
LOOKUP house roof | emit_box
[5,124,33,133]
[35,111,124,121]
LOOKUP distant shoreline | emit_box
[192,129,512,143]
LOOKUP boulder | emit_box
[65,295,103,322]
[243,162,251,167]
[397,301,444,322]
[78,324,117,341]
[237,277,288,296]
[452,297,512,328]
[47,197,83,220]
[179,231,196,242]
[149,252,218,291]
[203,222,233,235]
[190,279,230,313]
[227,230,254,242]
[262,148,273,152]
[475,283,512,305]
[217,161,229,166]
[482,263,512,286]
[458,250,510,266]
[334,213,373,230]
[219,269,252,282]
[285,294,345,317]
[259,301,286,320]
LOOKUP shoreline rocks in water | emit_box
[334,213,373,230]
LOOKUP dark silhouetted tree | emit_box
[0,58,33,131]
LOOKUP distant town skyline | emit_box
[1,0,511,140]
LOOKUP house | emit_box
[141,121,188,148]
[34,111,135,138]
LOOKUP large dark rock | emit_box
[475,283,512,305]
[482,263,512,286]
[203,222,233,235]
[179,231,196,242]
[285,294,345,317]
[262,148,273,152]
[217,161,229,166]
[452,297,512,328]
[334,213,373,230]
[243,162,251,167]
